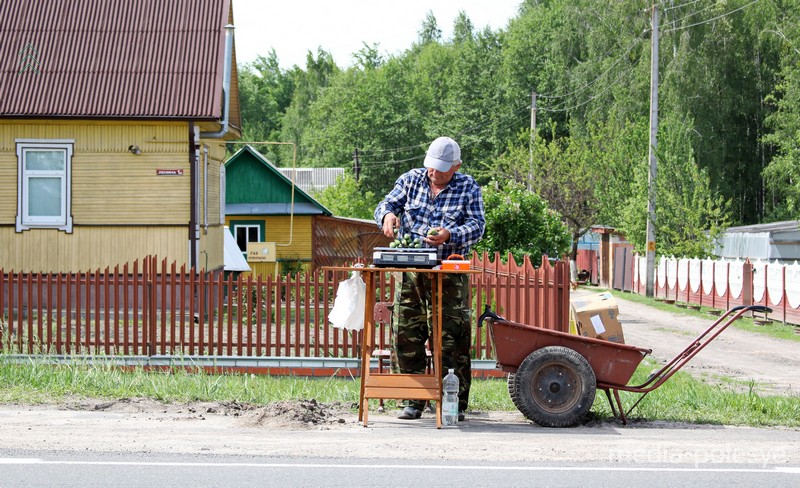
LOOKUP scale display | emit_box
[372,247,439,268]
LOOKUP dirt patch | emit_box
[56,397,358,430]
[242,399,354,429]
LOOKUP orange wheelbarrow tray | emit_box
[477,304,771,427]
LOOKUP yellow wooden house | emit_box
[0,0,241,273]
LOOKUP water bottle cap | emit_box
[448,368,454,374]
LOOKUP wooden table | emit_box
[324,266,476,428]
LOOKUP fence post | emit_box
[782,265,787,323]
[742,259,754,308]
[147,256,157,356]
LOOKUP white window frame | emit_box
[234,224,260,253]
[16,139,75,233]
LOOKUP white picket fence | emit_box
[633,255,800,324]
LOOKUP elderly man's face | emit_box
[427,162,461,187]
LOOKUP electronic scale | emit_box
[372,247,439,268]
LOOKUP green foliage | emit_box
[235,0,800,257]
[236,51,295,162]
[762,8,800,219]
[276,257,308,277]
[608,114,731,257]
[279,49,340,166]
[474,181,572,262]
[417,10,442,45]
[312,174,379,219]
[493,128,599,257]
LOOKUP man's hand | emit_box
[382,213,400,238]
[424,227,450,246]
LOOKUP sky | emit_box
[232,0,523,70]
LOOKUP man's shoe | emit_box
[458,411,466,422]
[397,406,422,420]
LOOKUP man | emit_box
[374,136,485,420]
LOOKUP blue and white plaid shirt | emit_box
[375,168,486,260]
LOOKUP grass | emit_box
[597,287,800,343]
[1,356,798,427]
[590,359,800,427]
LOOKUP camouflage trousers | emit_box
[392,272,472,412]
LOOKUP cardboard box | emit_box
[570,292,625,344]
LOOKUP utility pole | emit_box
[529,90,537,191]
[353,147,360,182]
[645,3,659,297]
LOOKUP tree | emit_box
[607,114,730,258]
[762,10,800,219]
[492,129,598,259]
[417,11,442,45]
[279,49,340,166]
[312,174,378,220]
[236,51,295,160]
[353,42,383,70]
[474,181,572,263]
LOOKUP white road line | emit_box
[0,459,798,473]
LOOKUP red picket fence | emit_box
[0,253,569,359]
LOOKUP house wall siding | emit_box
[224,215,314,278]
[0,226,187,273]
[269,215,313,259]
[0,120,227,272]
[197,141,227,270]
[199,224,225,272]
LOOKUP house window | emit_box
[16,139,74,233]
[234,224,260,252]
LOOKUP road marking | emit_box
[0,459,797,473]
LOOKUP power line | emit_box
[359,154,423,168]
[538,32,648,101]
[663,0,703,12]
[356,142,427,158]
[662,0,761,33]
[456,102,531,138]
[539,63,640,114]
[662,1,717,26]
[358,102,532,167]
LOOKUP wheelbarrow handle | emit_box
[477,304,503,328]
[746,305,773,314]
[728,305,773,314]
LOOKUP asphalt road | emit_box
[1,451,798,488]
[1,404,798,487]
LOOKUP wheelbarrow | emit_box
[477,304,772,427]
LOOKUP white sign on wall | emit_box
[247,242,276,263]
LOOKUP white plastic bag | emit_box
[328,272,366,330]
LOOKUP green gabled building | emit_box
[224,145,332,277]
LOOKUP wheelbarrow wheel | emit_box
[507,373,525,412]
[511,345,596,427]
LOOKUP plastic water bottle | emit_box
[442,368,459,427]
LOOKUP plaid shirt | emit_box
[375,168,485,260]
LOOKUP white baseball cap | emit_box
[424,136,461,172]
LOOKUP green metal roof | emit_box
[224,145,331,216]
